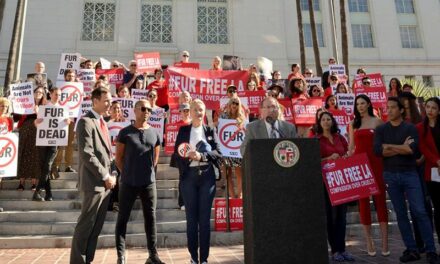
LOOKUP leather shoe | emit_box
[32,191,45,202]
[117,256,125,264]
[146,254,165,264]
[65,166,77,173]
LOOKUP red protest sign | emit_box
[353,73,385,90]
[164,123,185,154]
[330,109,353,127]
[177,142,192,158]
[214,198,243,231]
[237,90,266,114]
[321,153,379,206]
[292,98,322,125]
[173,62,200,70]
[165,68,249,110]
[278,98,294,124]
[354,86,387,109]
[95,68,124,85]
[135,52,161,74]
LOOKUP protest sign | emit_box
[267,79,290,95]
[330,109,353,140]
[9,82,35,115]
[214,198,243,231]
[57,81,84,118]
[95,68,124,85]
[108,121,131,156]
[0,133,19,178]
[113,98,137,121]
[134,52,161,73]
[292,98,322,125]
[78,69,96,96]
[57,53,81,81]
[131,89,148,100]
[222,55,242,71]
[329,64,346,78]
[165,67,249,109]
[352,73,385,90]
[148,109,165,143]
[257,56,273,80]
[74,100,93,132]
[167,108,181,125]
[278,99,294,124]
[164,122,185,154]
[36,106,69,146]
[99,57,111,69]
[218,119,247,158]
[173,62,200,70]
[354,74,387,109]
[305,77,321,89]
[321,153,379,206]
[336,93,355,115]
[237,90,266,115]
[27,73,47,89]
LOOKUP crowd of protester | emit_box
[1,50,440,264]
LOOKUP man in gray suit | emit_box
[240,96,297,156]
[70,87,116,264]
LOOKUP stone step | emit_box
[0,198,179,211]
[0,179,179,190]
[0,231,243,249]
[346,222,400,237]
[67,151,171,166]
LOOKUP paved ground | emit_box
[0,233,437,263]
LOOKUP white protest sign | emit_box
[329,64,347,84]
[100,57,111,70]
[218,118,247,158]
[57,53,81,81]
[113,98,137,121]
[131,89,148,100]
[336,93,355,115]
[78,69,96,96]
[74,100,93,131]
[305,77,322,88]
[0,132,19,177]
[148,112,165,143]
[36,106,69,146]
[9,82,35,114]
[57,81,84,118]
[108,121,131,156]
[257,57,273,80]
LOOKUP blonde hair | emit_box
[190,99,205,111]
[211,56,222,70]
[225,97,246,125]
[0,97,11,116]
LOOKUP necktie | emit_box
[270,123,278,139]
[100,118,112,153]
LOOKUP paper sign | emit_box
[257,56,273,80]
[108,121,131,156]
[131,89,148,100]
[432,168,440,183]
[57,53,81,81]
[214,198,243,231]
[222,55,242,71]
[134,52,161,74]
[36,106,69,146]
[27,73,48,89]
[0,133,19,177]
[78,69,96,96]
[9,82,35,115]
[336,93,355,115]
[113,98,137,121]
[100,57,111,69]
[57,81,84,118]
[218,119,247,158]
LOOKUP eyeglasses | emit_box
[305,72,312,75]
[148,94,157,98]
[263,105,278,110]
[227,90,236,94]
[130,64,137,67]
[112,64,119,68]
[137,106,152,113]
[179,109,190,113]
[363,82,371,85]
[312,89,320,93]
[182,55,189,58]
[231,102,239,106]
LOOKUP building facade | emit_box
[1,0,440,86]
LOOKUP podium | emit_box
[243,138,329,264]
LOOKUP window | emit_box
[197,0,228,44]
[351,24,374,48]
[348,0,369,12]
[140,0,173,43]
[404,75,415,80]
[81,1,116,41]
[423,76,433,87]
[300,0,320,11]
[400,26,422,48]
[303,24,324,47]
[395,0,415,13]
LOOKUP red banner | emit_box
[173,62,200,70]
[95,68,124,85]
[167,108,182,125]
[164,122,185,154]
[237,90,266,114]
[214,198,243,231]
[321,153,379,206]
[292,98,322,125]
[353,73,385,90]
[134,52,161,74]
[278,98,294,124]
[165,67,249,110]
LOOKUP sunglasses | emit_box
[112,64,119,68]
[312,89,320,93]
[179,109,190,113]
[305,72,312,75]
[130,64,137,67]
[363,82,371,85]
[138,106,152,113]
[148,94,157,98]
[182,55,189,57]
[227,90,236,94]
[231,102,239,106]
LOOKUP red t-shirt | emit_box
[147,80,169,107]
[0,117,13,134]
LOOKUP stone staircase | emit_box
[0,150,400,249]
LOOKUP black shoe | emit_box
[427,252,440,264]
[65,166,76,173]
[31,184,36,191]
[16,184,24,191]
[399,250,421,263]
[32,191,45,202]
[117,256,126,264]
[146,254,165,264]
[44,195,53,201]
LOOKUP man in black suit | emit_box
[70,87,116,264]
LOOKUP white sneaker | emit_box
[180,205,186,211]
[201,262,207,264]
[190,259,197,264]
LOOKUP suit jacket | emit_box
[172,124,222,176]
[76,111,112,192]
[240,119,297,156]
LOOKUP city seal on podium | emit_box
[273,140,300,168]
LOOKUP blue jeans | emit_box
[384,170,436,252]
[181,165,216,263]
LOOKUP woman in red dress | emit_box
[348,94,389,256]
[147,68,169,110]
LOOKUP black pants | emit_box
[115,182,157,257]
[36,146,58,194]
[324,186,347,254]
[427,181,440,245]
[178,174,184,207]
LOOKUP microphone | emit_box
[265,116,285,138]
